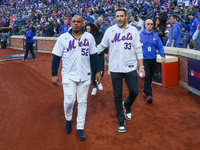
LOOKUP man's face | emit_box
[189,4,193,9]
[115,10,127,28]
[170,16,176,24]
[130,16,134,22]
[188,14,194,20]
[160,9,164,13]
[71,16,83,33]
[145,20,154,31]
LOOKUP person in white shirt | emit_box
[137,14,144,34]
[98,8,145,133]
[51,15,101,141]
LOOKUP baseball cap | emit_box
[104,17,108,21]
[25,25,29,28]
[165,30,169,34]
[188,11,194,16]
[138,14,142,18]
[160,6,165,10]
[166,24,171,28]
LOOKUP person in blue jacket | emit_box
[23,25,36,61]
[182,11,198,40]
[59,20,70,35]
[167,14,182,47]
[140,19,166,104]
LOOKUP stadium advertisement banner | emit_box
[188,58,200,91]
[23,39,38,51]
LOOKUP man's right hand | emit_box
[52,76,60,87]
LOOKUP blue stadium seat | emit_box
[181,32,190,44]
[180,38,188,48]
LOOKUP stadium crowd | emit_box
[0,0,200,49]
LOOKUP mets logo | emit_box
[66,38,89,51]
[111,33,132,43]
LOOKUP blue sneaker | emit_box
[77,130,86,141]
[65,120,72,134]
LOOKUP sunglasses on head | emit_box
[146,23,153,25]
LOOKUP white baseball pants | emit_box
[63,79,90,130]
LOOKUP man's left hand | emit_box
[95,72,102,85]
[161,57,166,63]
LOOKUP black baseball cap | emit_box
[188,11,194,16]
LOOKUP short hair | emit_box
[115,8,127,15]
[72,15,83,22]
[171,14,178,20]
[145,19,153,24]
[97,17,103,21]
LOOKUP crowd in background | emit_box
[0,0,200,49]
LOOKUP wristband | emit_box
[140,66,144,68]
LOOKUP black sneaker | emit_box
[118,121,126,133]
[146,96,153,104]
[123,101,132,120]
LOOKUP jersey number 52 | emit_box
[81,48,88,56]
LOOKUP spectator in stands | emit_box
[43,22,54,37]
[95,17,103,29]
[164,30,170,46]
[13,23,19,35]
[100,17,111,34]
[153,17,165,44]
[39,22,45,37]
[111,17,117,25]
[36,22,41,36]
[54,21,60,37]
[85,13,94,23]
[194,13,200,29]
[137,14,144,34]
[182,11,198,40]
[158,6,168,30]
[19,28,26,35]
[140,6,147,20]
[59,20,70,35]
[192,23,200,50]
[188,3,198,18]
[129,15,137,27]
[167,14,182,47]
[29,23,36,36]
[0,17,5,27]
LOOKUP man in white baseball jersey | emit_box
[51,15,101,141]
[98,8,145,133]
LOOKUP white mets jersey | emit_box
[52,31,97,82]
[99,24,143,73]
